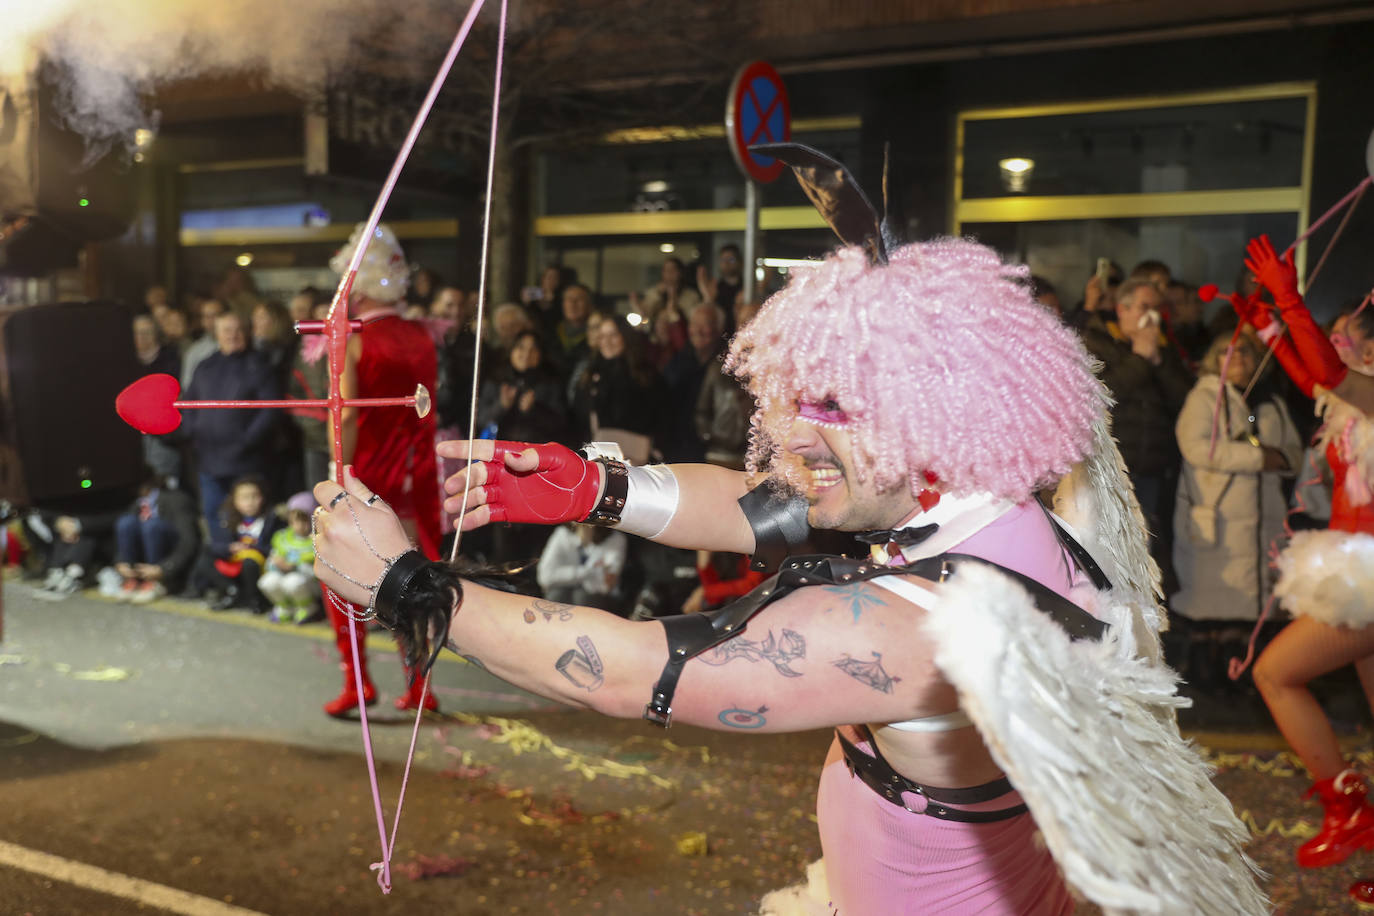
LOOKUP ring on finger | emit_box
[328,491,349,510]
[365,494,382,507]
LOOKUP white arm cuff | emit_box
[619,465,680,540]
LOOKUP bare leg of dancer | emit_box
[1254,616,1374,867]
[1254,617,1374,779]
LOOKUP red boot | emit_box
[1352,879,1374,909]
[394,666,439,713]
[1297,770,1374,868]
[325,677,379,718]
[323,585,379,718]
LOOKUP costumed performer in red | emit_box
[315,223,443,717]
[1232,235,1374,872]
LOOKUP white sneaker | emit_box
[129,581,165,604]
[41,568,64,590]
[96,567,125,598]
[53,572,82,596]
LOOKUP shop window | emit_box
[954,83,1315,303]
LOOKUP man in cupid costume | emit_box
[311,147,1265,914]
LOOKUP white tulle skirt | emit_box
[1274,530,1374,628]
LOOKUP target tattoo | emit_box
[718,705,769,729]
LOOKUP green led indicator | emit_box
[80,478,92,489]
[78,198,90,207]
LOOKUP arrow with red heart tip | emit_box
[116,373,430,435]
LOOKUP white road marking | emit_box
[0,838,269,916]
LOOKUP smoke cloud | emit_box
[0,0,420,145]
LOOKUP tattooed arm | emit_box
[438,575,953,732]
[315,470,948,729]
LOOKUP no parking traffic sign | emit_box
[726,61,791,183]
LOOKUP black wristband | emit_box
[375,549,431,620]
[584,458,629,526]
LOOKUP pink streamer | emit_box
[1227,432,1326,681]
[1207,327,1244,461]
[1302,179,1368,291]
[1282,176,1374,261]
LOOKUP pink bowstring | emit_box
[450,0,509,563]
[323,0,493,893]
[373,670,433,891]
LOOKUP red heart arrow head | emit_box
[116,373,183,434]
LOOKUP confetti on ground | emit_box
[398,854,475,881]
[69,665,135,682]
[675,832,708,856]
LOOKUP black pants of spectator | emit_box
[190,551,267,613]
[49,538,98,580]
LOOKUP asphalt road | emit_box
[0,582,831,915]
[4,582,1374,915]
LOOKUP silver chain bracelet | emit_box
[313,495,410,622]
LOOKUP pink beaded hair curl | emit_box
[725,238,1105,504]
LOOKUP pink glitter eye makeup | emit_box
[798,398,850,426]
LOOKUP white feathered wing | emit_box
[922,563,1268,915]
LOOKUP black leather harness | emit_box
[835,728,1028,822]
[647,499,1116,820]
[644,548,1109,727]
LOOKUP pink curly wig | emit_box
[725,238,1105,503]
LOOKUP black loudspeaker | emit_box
[0,301,143,505]
[0,67,136,275]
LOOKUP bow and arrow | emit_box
[115,0,509,891]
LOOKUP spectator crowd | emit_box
[26,248,761,624]
[24,243,1353,687]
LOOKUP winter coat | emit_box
[1080,313,1194,476]
[476,367,567,445]
[1171,374,1303,621]
[694,358,751,469]
[182,349,280,478]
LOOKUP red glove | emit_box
[1243,235,1303,312]
[480,441,602,525]
[1231,290,1316,396]
[1243,235,1347,394]
[1228,291,1272,333]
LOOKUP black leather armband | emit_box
[583,458,628,526]
[737,485,815,573]
[375,550,462,680]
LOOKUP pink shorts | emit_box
[816,736,1073,915]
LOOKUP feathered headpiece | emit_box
[329,222,410,303]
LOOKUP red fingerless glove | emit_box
[482,440,602,525]
[1243,235,1348,394]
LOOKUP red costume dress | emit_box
[325,309,442,716]
[352,311,442,558]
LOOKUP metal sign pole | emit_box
[744,180,759,303]
[725,59,789,306]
